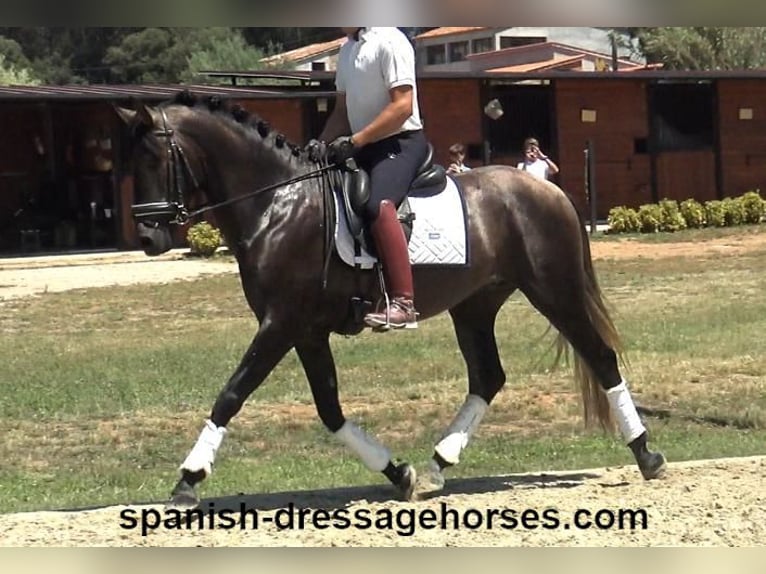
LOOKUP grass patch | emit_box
[591,223,766,244]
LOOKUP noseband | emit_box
[131,108,200,226]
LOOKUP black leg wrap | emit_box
[628,431,667,480]
[383,461,417,501]
[182,469,207,485]
[433,452,453,471]
[383,462,403,485]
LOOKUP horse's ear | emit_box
[113,100,155,130]
[114,105,137,126]
[135,103,155,129]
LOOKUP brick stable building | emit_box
[0,79,333,254]
[2,69,765,255]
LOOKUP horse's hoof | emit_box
[628,432,667,480]
[639,451,667,480]
[412,460,446,501]
[397,463,418,501]
[166,477,200,510]
[166,492,199,511]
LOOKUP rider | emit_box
[311,27,428,330]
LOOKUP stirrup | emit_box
[367,263,418,332]
[364,299,419,332]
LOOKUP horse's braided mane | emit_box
[171,90,304,159]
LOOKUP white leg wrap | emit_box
[180,419,227,476]
[434,394,488,465]
[606,380,646,444]
[335,421,390,472]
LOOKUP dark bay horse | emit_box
[115,93,666,508]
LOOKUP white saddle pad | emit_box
[334,176,468,270]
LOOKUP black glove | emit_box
[327,136,357,165]
[304,139,327,163]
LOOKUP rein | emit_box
[184,163,337,223]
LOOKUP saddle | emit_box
[334,143,448,243]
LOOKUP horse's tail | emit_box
[555,196,623,434]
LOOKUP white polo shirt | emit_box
[336,27,423,137]
[517,159,550,181]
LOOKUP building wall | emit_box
[529,27,634,59]
[717,79,766,197]
[415,29,505,71]
[554,78,653,216]
[286,53,340,72]
[416,27,639,73]
[418,78,484,167]
[655,150,718,204]
[237,98,307,144]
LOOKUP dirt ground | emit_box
[1,456,764,546]
[590,230,766,261]
[0,250,238,302]
[1,231,765,546]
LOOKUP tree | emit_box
[0,28,346,85]
[105,28,266,84]
[0,53,40,85]
[104,28,180,84]
[240,28,340,55]
[0,36,32,69]
[182,30,267,83]
[0,27,138,83]
[634,27,766,70]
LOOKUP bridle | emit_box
[130,107,336,227]
[131,107,200,226]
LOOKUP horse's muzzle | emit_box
[136,221,174,256]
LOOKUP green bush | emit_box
[658,199,687,232]
[605,190,762,235]
[637,203,662,233]
[607,206,641,234]
[186,221,222,257]
[722,197,746,227]
[679,198,706,229]
[704,200,726,228]
[740,190,765,224]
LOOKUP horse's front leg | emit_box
[168,318,294,509]
[295,334,417,500]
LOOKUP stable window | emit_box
[499,36,546,49]
[486,84,554,157]
[472,37,493,54]
[426,45,446,65]
[651,82,714,151]
[448,41,469,62]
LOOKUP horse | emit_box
[115,92,666,509]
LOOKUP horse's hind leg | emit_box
[415,287,513,499]
[520,263,666,481]
[295,334,417,500]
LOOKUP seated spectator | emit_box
[447,143,471,174]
